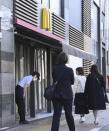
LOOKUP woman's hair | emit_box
[90,64,100,77]
[76,67,84,75]
[56,52,68,65]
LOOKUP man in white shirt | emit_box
[15,72,40,124]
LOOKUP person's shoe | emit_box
[19,120,29,124]
[94,118,99,125]
[79,116,85,123]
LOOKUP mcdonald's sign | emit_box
[42,8,51,31]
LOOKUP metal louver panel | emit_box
[82,0,91,37]
[69,25,84,50]
[52,13,66,39]
[83,59,91,76]
[14,0,38,27]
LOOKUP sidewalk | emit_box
[4,104,109,131]
[2,93,109,131]
[99,123,109,131]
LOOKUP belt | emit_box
[16,85,23,88]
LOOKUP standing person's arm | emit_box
[24,84,29,97]
[52,67,56,84]
[70,69,74,85]
[73,77,80,94]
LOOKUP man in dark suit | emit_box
[51,52,75,131]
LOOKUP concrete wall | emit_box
[67,55,83,75]
[0,0,15,127]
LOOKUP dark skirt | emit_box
[74,93,89,114]
[75,105,89,114]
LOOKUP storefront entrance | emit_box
[15,41,48,115]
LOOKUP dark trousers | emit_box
[51,99,75,131]
[15,85,25,122]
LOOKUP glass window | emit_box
[91,3,98,41]
[101,0,105,13]
[101,14,105,38]
[0,18,1,32]
[69,0,81,31]
[50,0,61,16]
[42,0,50,8]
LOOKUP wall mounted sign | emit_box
[42,8,51,31]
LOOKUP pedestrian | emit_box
[84,64,106,125]
[51,52,75,131]
[74,67,89,123]
[15,72,40,124]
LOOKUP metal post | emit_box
[30,47,35,117]
[47,48,52,113]
[30,81,35,117]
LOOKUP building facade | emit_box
[91,0,109,86]
[0,0,108,128]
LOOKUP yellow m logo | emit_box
[42,8,51,31]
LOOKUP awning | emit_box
[15,18,96,62]
[15,18,67,44]
[62,43,96,62]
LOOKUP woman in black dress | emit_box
[85,65,106,125]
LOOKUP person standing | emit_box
[84,65,106,125]
[74,67,89,123]
[15,72,40,124]
[51,52,75,131]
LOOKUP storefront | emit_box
[14,18,64,118]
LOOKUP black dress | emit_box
[84,74,106,110]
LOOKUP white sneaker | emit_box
[79,116,85,123]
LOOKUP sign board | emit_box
[42,8,51,31]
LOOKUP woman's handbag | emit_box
[44,71,64,100]
[44,81,58,101]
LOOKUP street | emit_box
[5,104,109,131]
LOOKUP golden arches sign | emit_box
[42,8,51,31]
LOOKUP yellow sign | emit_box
[42,8,51,31]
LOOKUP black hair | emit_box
[56,51,68,65]
[76,67,84,75]
[31,71,40,79]
[90,64,100,78]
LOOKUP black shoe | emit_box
[19,120,29,124]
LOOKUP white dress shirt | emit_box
[73,75,86,94]
[18,75,33,88]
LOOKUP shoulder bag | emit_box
[44,71,64,101]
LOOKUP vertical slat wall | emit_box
[82,0,91,37]
[83,59,91,76]
[82,0,92,75]
[14,0,38,27]
[69,25,84,50]
[52,13,66,39]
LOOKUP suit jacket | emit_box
[52,64,74,100]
